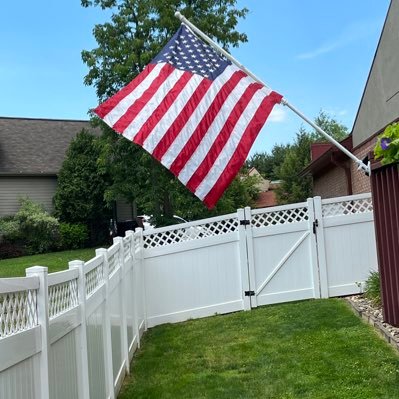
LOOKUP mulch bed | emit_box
[345,295,399,352]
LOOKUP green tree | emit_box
[246,143,291,180]
[82,0,253,224]
[54,130,111,242]
[276,112,348,204]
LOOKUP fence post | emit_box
[96,248,115,399]
[131,230,141,348]
[136,228,148,331]
[113,236,130,374]
[237,208,251,311]
[126,230,140,350]
[307,198,321,299]
[68,260,90,399]
[312,196,329,298]
[26,266,50,399]
[244,206,257,308]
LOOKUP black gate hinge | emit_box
[240,219,250,226]
[313,219,319,234]
[244,290,255,296]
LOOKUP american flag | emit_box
[94,24,282,208]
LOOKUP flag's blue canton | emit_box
[152,24,231,81]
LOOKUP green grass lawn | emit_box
[119,299,399,399]
[0,248,98,277]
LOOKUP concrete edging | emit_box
[344,297,399,353]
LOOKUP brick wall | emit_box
[351,137,377,194]
[313,164,349,199]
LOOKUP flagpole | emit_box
[174,11,370,176]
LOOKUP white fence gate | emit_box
[0,193,377,398]
[243,194,377,309]
[142,193,377,323]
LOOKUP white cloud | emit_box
[297,42,341,60]
[296,18,382,60]
[324,108,348,118]
[268,106,287,123]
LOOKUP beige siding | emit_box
[352,1,399,146]
[0,176,57,216]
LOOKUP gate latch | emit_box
[244,290,255,296]
[313,219,319,234]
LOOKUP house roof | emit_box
[300,135,353,177]
[0,117,100,176]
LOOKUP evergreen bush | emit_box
[59,223,89,250]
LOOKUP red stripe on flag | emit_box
[134,71,193,147]
[151,79,212,161]
[203,91,283,208]
[169,70,247,176]
[93,63,157,119]
[186,82,264,192]
[112,63,175,134]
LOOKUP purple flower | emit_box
[381,137,391,150]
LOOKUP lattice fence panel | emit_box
[0,289,38,338]
[251,207,309,228]
[48,279,79,319]
[108,250,120,275]
[322,197,373,218]
[85,263,104,297]
[134,235,141,254]
[144,217,239,248]
[123,236,132,263]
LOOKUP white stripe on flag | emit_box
[142,74,204,154]
[177,75,255,185]
[195,89,267,200]
[122,68,185,141]
[160,65,237,169]
[103,63,164,127]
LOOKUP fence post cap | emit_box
[96,247,107,255]
[68,260,84,269]
[26,265,48,275]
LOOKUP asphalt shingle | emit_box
[0,117,100,175]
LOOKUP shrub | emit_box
[364,271,381,306]
[15,198,60,254]
[59,223,89,250]
[0,242,25,260]
[0,216,21,241]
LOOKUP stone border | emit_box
[345,296,399,353]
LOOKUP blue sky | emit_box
[0,1,390,154]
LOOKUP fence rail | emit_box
[0,194,378,398]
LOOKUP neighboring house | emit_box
[301,136,353,199]
[0,116,132,220]
[247,167,280,208]
[302,0,399,198]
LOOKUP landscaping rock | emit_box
[345,295,399,352]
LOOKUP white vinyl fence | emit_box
[0,231,145,399]
[0,193,377,398]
